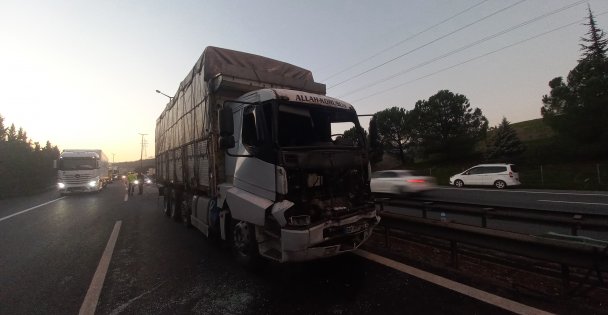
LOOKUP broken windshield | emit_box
[277,103,363,148]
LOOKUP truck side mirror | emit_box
[219,106,235,149]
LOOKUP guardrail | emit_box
[375,199,608,296]
[381,198,608,237]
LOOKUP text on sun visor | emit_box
[294,94,350,109]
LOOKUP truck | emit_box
[155,46,379,265]
[56,149,110,195]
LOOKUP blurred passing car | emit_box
[371,170,436,195]
[449,163,520,189]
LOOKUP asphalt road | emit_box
[0,183,520,315]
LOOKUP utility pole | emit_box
[138,133,147,171]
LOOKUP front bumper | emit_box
[278,210,380,262]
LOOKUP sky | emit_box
[1,0,608,162]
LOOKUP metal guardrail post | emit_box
[571,214,582,236]
[450,241,459,268]
[561,264,571,295]
[482,207,493,228]
[423,201,433,219]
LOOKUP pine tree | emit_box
[580,5,607,61]
[368,115,383,164]
[486,117,525,160]
[7,124,17,142]
[0,114,6,142]
[541,6,608,144]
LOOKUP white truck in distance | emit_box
[155,46,379,266]
[56,149,109,195]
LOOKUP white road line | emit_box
[354,249,554,315]
[437,187,608,197]
[538,200,608,206]
[79,221,122,315]
[0,197,65,223]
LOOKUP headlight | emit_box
[58,183,65,189]
[121,175,126,179]
[89,180,98,187]
[145,179,151,184]
[134,180,139,185]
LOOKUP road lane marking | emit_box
[354,249,554,315]
[0,197,66,223]
[538,200,608,206]
[79,221,122,315]
[437,187,608,197]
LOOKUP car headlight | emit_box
[89,180,98,187]
[134,180,139,185]
[58,183,65,189]
[121,175,126,179]
[145,179,151,184]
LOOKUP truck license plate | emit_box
[344,222,368,234]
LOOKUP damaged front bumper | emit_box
[272,210,380,262]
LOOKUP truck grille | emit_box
[61,174,93,185]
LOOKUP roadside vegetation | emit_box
[362,7,608,191]
[0,114,60,199]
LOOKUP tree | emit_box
[541,7,608,144]
[368,115,383,164]
[0,114,6,142]
[6,124,17,142]
[486,117,525,160]
[338,125,367,147]
[411,90,488,159]
[374,107,413,163]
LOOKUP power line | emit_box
[320,0,491,82]
[338,0,588,99]
[350,10,608,103]
[328,0,528,89]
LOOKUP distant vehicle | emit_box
[449,163,520,189]
[144,176,153,185]
[55,149,110,195]
[370,170,436,195]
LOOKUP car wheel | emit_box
[494,180,506,189]
[454,180,464,188]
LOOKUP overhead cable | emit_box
[320,0,490,82]
[338,0,588,99]
[350,10,608,103]
[328,0,528,89]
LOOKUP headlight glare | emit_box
[58,183,65,189]
[89,180,97,187]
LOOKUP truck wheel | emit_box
[163,188,171,217]
[170,190,182,222]
[230,219,261,270]
[181,197,192,227]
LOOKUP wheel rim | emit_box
[456,180,463,187]
[496,181,505,189]
[233,221,250,257]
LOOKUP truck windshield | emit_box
[277,103,364,148]
[59,158,97,170]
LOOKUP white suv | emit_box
[449,164,520,189]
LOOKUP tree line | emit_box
[349,7,606,167]
[0,114,60,198]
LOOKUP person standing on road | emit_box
[127,172,137,196]
[137,172,144,195]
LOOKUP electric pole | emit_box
[138,133,147,171]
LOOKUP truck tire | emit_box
[170,190,182,222]
[163,188,171,217]
[181,195,192,227]
[230,218,261,270]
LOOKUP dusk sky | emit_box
[1,0,607,162]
